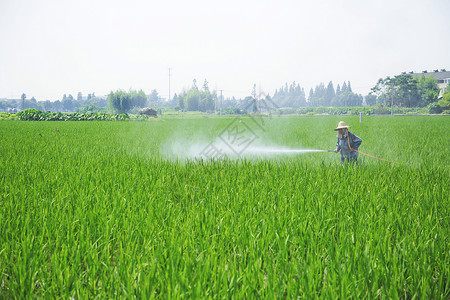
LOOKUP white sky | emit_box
[0,0,449,101]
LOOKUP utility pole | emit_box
[219,90,223,115]
[168,68,171,102]
[391,93,393,116]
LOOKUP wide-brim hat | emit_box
[334,121,350,131]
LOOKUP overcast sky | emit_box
[0,0,449,101]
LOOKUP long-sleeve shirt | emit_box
[336,131,362,158]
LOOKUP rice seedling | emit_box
[0,116,448,298]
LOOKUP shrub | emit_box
[373,105,390,115]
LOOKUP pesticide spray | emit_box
[243,146,329,155]
[163,137,332,161]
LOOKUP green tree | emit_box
[171,93,178,106]
[42,100,52,111]
[186,89,200,111]
[438,84,450,108]
[21,93,26,110]
[335,84,341,96]
[307,88,314,106]
[417,74,439,105]
[370,74,438,108]
[177,95,185,110]
[394,75,420,107]
[177,79,218,112]
[325,81,335,106]
[251,84,257,99]
[62,98,74,112]
[130,89,147,108]
[148,89,159,104]
[203,79,210,93]
[365,94,377,106]
[108,90,131,113]
[310,83,326,107]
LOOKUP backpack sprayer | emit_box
[329,127,397,164]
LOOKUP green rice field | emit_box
[1,116,449,298]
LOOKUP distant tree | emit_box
[53,100,63,112]
[335,84,341,96]
[171,93,178,106]
[347,81,352,93]
[365,94,377,106]
[371,74,422,107]
[77,92,83,101]
[62,98,73,112]
[325,81,335,106]
[87,93,92,100]
[394,75,420,107]
[307,88,314,105]
[148,89,159,104]
[203,79,210,92]
[87,97,108,107]
[341,82,348,93]
[240,96,255,112]
[186,88,200,111]
[178,95,185,110]
[21,93,26,110]
[108,90,131,113]
[134,89,147,108]
[77,104,106,114]
[30,96,36,103]
[41,100,52,111]
[417,74,439,105]
[63,94,67,101]
[176,79,217,112]
[310,83,326,107]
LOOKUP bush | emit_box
[0,112,18,120]
[428,104,443,114]
[222,107,245,115]
[77,104,107,114]
[373,105,390,115]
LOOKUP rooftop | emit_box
[401,69,450,80]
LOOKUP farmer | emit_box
[333,121,362,164]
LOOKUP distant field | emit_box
[0,116,448,298]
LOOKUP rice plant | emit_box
[0,116,448,298]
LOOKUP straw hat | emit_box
[334,121,350,131]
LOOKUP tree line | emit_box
[0,92,107,113]
[370,74,441,107]
[1,73,447,114]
